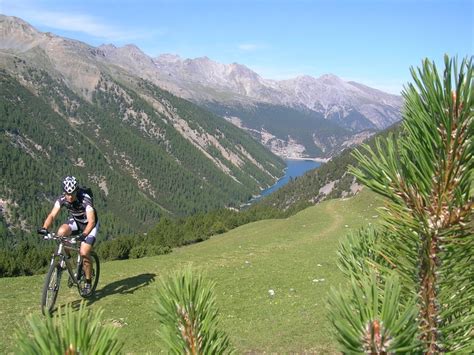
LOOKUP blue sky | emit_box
[2,0,473,94]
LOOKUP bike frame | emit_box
[51,234,83,286]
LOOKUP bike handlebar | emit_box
[39,231,80,245]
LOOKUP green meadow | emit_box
[0,189,381,353]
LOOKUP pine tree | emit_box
[329,55,473,353]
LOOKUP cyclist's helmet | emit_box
[62,176,78,194]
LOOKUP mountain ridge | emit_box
[150,52,402,129]
[104,44,403,157]
[1,15,402,159]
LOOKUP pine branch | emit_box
[329,272,420,353]
[154,268,234,354]
[15,303,122,354]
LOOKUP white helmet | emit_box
[62,176,78,194]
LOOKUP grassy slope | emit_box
[0,189,381,353]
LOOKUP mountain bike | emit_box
[38,230,100,315]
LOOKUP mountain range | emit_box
[97,45,403,158]
[151,53,402,129]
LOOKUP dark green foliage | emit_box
[205,101,354,157]
[336,227,392,284]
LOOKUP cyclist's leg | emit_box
[80,222,99,282]
[58,219,77,258]
[57,218,76,237]
[81,242,93,282]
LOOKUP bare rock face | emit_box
[0,15,101,96]
[98,43,161,81]
[0,15,45,52]
[151,54,283,102]
[279,75,402,129]
[152,55,403,130]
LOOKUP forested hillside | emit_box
[205,101,356,158]
[0,61,284,231]
[0,15,397,278]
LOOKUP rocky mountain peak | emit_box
[0,15,44,52]
[0,15,37,33]
[286,74,346,89]
[182,56,225,72]
[154,53,182,63]
[294,74,316,82]
[99,43,149,60]
[0,14,403,134]
[95,43,160,86]
[123,43,141,51]
[98,43,117,51]
[229,62,261,79]
[317,73,345,85]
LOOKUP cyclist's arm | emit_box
[43,201,61,230]
[82,207,96,237]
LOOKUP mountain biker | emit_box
[39,176,99,296]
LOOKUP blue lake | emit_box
[260,159,321,197]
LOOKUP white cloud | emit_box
[2,1,163,42]
[31,12,138,41]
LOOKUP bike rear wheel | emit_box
[77,251,100,298]
[41,257,62,315]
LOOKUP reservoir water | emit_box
[260,159,321,197]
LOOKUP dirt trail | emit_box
[319,200,345,236]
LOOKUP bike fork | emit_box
[76,254,83,282]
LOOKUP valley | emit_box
[0,15,402,240]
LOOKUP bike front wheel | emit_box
[77,251,100,298]
[41,257,62,315]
